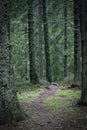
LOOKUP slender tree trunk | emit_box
[79,0,87,104]
[38,0,43,79]
[28,0,39,84]
[79,0,85,100]
[72,0,81,87]
[42,0,52,83]
[0,0,24,124]
[64,0,68,77]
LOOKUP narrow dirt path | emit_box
[27,85,59,130]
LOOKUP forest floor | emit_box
[0,84,87,130]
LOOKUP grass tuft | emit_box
[17,85,43,103]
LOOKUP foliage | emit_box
[62,73,74,85]
[48,0,74,81]
[10,0,74,83]
[11,16,28,82]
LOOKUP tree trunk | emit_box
[42,0,52,83]
[64,0,68,77]
[72,0,81,87]
[0,0,24,124]
[38,0,43,79]
[79,0,87,104]
[28,0,39,84]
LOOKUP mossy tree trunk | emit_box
[0,0,24,124]
[42,0,52,83]
[73,0,81,87]
[28,0,39,84]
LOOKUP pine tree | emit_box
[72,0,81,87]
[38,0,43,79]
[79,0,87,104]
[64,0,68,77]
[28,0,39,84]
[42,0,52,83]
[0,0,24,124]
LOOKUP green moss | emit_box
[44,89,87,120]
[44,90,80,112]
[17,85,43,103]
[56,89,81,98]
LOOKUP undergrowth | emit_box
[62,73,74,86]
[17,85,43,103]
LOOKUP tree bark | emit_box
[79,0,87,104]
[42,0,52,83]
[38,0,43,79]
[64,0,68,77]
[72,0,81,87]
[28,0,39,84]
[0,0,24,124]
